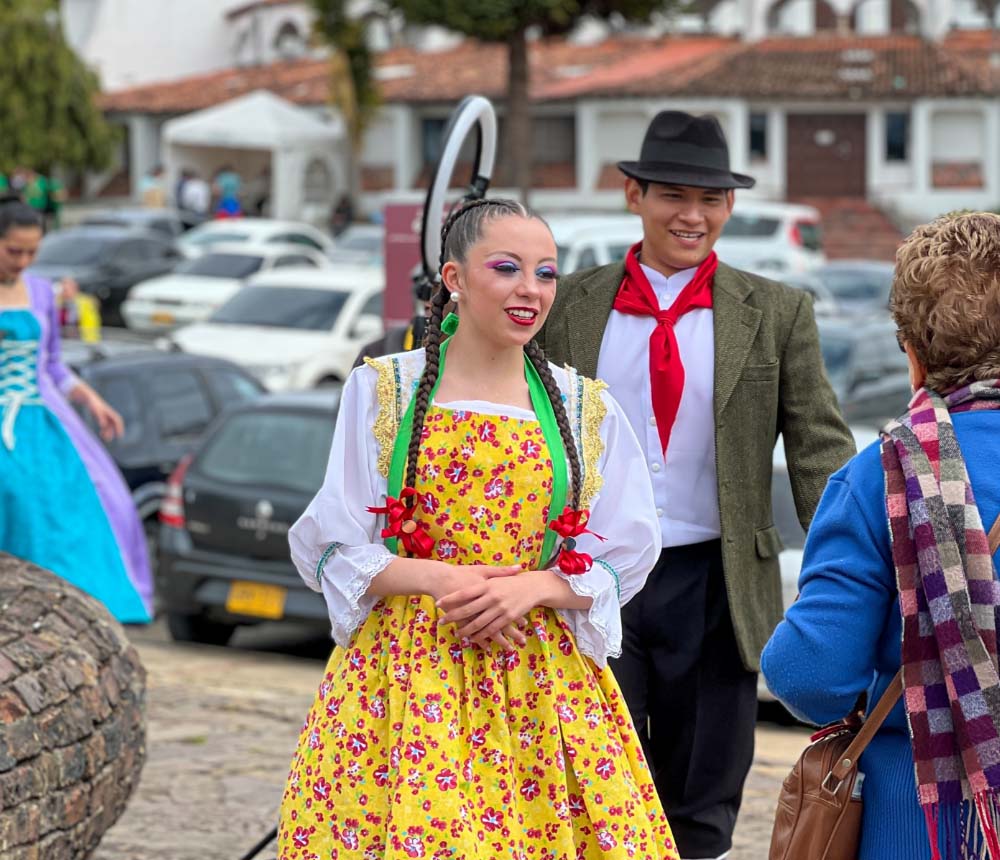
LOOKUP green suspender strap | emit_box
[384,313,568,565]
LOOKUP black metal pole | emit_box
[238,825,277,860]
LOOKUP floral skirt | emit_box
[278,595,678,860]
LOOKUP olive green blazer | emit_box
[537,260,856,671]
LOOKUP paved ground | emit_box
[93,622,808,859]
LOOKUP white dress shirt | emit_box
[597,262,720,548]
[288,350,663,667]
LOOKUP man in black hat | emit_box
[537,111,855,859]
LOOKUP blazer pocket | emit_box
[755,525,784,559]
[741,360,779,382]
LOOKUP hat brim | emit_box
[617,160,756,190]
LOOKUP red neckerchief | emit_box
[612,243,717,456]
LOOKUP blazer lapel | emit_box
[713,262,762,420]
[561,262,624,379]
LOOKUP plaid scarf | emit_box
[882,379,1000,859]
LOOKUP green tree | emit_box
[310,0,381,148]
[0,0,115,175]
[384,0,674,201]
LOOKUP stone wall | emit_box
[0,555,147,860]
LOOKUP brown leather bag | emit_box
[770,517,1000,860]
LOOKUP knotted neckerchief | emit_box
[881,379,1000,859]
[612,243,716,456]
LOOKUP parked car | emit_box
[817,315,911,427]
[811,260,895,312]
[781,271,839,316]
[29,226,184,326]
[176,218,336,258]
[715,200,825,276]
[120,242,330,332]
[546,200,824,277]
[65,341,264,545]
[157,390,338,645]
[329,223,384,265]
[79,207,205,239]
[170,265,384,391]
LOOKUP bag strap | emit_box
[829,512,1000,785]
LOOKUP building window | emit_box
[885,111,910,161]
[421,118,447,167]
[749,112,768,160]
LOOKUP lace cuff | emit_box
[319,545,394,647]
[553,564,622,667]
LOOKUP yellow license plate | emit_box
[151,311,175,324]
[225,581,287,620]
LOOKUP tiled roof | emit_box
[659,35,994,99]
[99,36,731,114]
[99,32,997,115]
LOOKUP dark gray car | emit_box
[157,390,338,645]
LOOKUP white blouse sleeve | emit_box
[553,389,661,667]
[288,365,394,647]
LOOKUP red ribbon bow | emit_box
[366,489,436,559]
[548,507,606,574]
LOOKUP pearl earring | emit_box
[449,291,460,303]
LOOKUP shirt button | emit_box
[651,463,662,473]
[649,416,657,426]
[656,507,664,518]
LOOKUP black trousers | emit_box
[610,540,758,859]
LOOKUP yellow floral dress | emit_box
[278,406,677,860]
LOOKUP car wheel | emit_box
[315,376,341,388]
[166,611,237,647]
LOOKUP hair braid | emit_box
[404,283,449,501]
[524,339,581,512]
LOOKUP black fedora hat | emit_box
[618,111,755,190]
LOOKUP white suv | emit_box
[546,201,825,278]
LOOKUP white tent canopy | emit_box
[163,90,347,225]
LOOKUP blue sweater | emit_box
[761,411,1000,860]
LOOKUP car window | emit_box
[818,330,853,388]
[361,292,383,316]
[150,370,214,440]
[722,214,781,238]
[270,233,323,251]
[817,268,893,304]
[92,375,145,447]
[176,253,265,278]
[607,243,631,262]
[114,239,149,262]
[195,411,335,494]
[136,238,176,260]
[35,235,113,265]
[274,255,318,268]
[793,220,823,252]
[204,368,263,408]
[186,231,250,247]
[210,286,350,331]
[336,229,382,254]
[576,246,597,269]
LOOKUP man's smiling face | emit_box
[625,179,734,276]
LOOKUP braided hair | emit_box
[403,198,582,516]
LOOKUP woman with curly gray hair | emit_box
[763,211,1000,860]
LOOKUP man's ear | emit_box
[725,190,735,214]
[625,178,644,215]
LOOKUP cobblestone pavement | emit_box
[94,624,808,859]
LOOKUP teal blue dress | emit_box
[0,307,149,623]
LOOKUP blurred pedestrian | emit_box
[214,166,242,219]
[278,198,679,858]
[0,195,151,622]
[330,193,353,236]
[139,164,167,208]
[180,170,211,217]
[537,111,856,860]
[763,212,1000,860]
